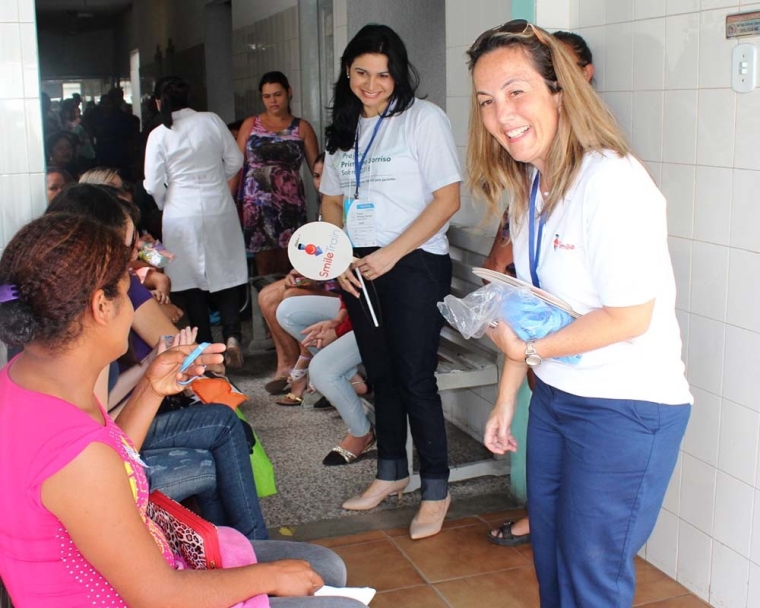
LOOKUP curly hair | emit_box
[0,214,130,350]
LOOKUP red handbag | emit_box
[146,490,223,569]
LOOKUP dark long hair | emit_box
[154,76,190,129]
[325,24,419,153]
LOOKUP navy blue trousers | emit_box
[527,377,690,607]
[343,248,452,500]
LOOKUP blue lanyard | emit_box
[353,106,389,198]
[528,175,544,289]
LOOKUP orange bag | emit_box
[191,376,248,409]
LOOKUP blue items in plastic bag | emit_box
[438,282,581,364]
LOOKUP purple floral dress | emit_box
[240,116,307,253]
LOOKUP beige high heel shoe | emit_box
[341,477,409,511]
[409,493,451,540]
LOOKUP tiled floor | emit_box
[313,508,709,608]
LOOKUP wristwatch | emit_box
[525,341,542,367]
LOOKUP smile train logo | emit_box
[553,234,576,251]
[297,242,323,256]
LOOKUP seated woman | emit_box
[276,295,374,465]
[45,131,80,179]
[80,168,176,311]
[46,183,268,542]
[0,213,362,607]
[258,154,340,396]
[45,167,74,204]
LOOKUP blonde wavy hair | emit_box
[466,22,630,229]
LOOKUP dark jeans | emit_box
[172,285,244,344]
[527,377,690,607]
[142,404,268,540]
[343,248,452,500]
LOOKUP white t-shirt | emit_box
[511,151,692,405]
[320,98,462,255]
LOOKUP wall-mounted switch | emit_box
[732,43,757,93]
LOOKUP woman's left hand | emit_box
[150,289,171,305]
[144,342,225,397]
[354,247,400,282]
[486,321,526,363]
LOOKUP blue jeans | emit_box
[276,296,371,438]
[254,541,364,607]
[527,377,690,607]
[142,404,269,540]
[143,447,217,503]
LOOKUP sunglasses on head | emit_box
[471,19,537,49]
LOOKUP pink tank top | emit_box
[0,360,174,607]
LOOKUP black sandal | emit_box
[487,520,531,547]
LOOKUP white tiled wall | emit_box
[0,0,46,367]
[528,0,760,604]
[445,0,512,230]
[231,6,302,119]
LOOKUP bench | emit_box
[246,224,511,494]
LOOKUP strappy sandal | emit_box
[276,392,304,406]
[322,430,376,466]
[272,355,311,404]
[487,520,531,547]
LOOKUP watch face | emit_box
[526,354,542,367]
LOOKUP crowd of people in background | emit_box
[0,21,693,608]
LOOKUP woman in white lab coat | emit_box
[144,76,248,368]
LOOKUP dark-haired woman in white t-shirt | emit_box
[320,24,462,540]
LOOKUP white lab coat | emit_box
[144,108,247,293]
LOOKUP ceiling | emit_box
[35,0,133,33]
[35,0,132,12]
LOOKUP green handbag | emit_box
[235,408,277,498]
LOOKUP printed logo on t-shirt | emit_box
[553,234,576,251]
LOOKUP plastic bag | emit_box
[438,282,581,364]
[138,240,175,269]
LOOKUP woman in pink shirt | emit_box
[0,214,361,608]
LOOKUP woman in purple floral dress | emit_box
[235,71,319,275]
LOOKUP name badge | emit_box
[343,197,378,248]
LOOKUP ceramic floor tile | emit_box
[370,585,450,608]
[434,566,540,608]
[516,543,533,562]
[393,523,530,582]
[321,516,707,607]
[477,508,528,523]
[633,558,691,605]
[310,530,386,547]
[384,516,483,538]
[332,539,424,592]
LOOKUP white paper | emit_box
[314,585,376,605]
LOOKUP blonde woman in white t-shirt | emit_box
[467,21,692,608]
[320,24,462,540]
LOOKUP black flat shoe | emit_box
[313,396,334,409]
[322,433,375,466]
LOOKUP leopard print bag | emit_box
[147,490,223,569]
